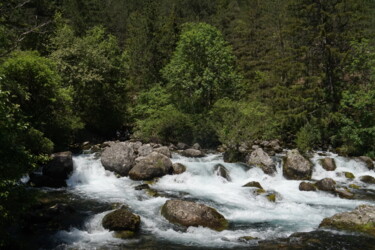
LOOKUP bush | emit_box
[295,123,321,153]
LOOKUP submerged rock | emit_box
[357,156,374,170]
[319,205,375,237]
[43,151,73,180]
[161,200,228,231]
[283,149,312,180]
[172,163,186,175]
[101,142,136,176]
[181,148,205,158]
[243,181,263,189]
[360,175,375,184]
[335,188,354,199]
[128,152,173,180]
[213,164,231,181]
[320,158,336,171]
[247,148,276,175]
[102,208,140,232]
[299,181,316,191]
[316,178,336,192]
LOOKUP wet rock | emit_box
[269,139,282,153]
[255,189,266,195]
[316,178,336,192]
[238,236,258,242]
[267,193,276,202]
[181,148,205,158]
[134,184,150,190]
[138,144,153,157]
[344,172,355,179]
[335,188,354,199]
[42,151,73,180]
[319,205,375,237]
[349,184,360,189]
[247,148,276,175]
[223,148,246,163]
[213,164,231,181]
[172,163,186,175]
[299,182,316,191]
[153,146,171,158]
[283,149,312,180]
[102,208,140,232]
[177,142,189,150]
[101,142,136,176]
[29,173,67,188]
[243,181,263,189]
[128,152,173,180]
[360,175,375,184]
[357,156,374,170]
[161,200,228,231]
[320,158,336,171]
[113,230,135,239]
[192,143,201,150]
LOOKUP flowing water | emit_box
[50,152,375,249]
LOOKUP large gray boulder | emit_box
[128,152,173,180]
[102,208,140,232]
[247,148,276,175]
[172,163,186,175]
[283,149,312,180]
[138,144,153,157]
[43,151,73,180]
[319,205,375,237]
[101,142,136,176]
[320,158,336,171]
[153,146,171,158]
[181,148,205,158]
[161,200,228,231]
[213,164,231,181]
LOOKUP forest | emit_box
[0,0,375,247]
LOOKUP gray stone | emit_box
[172,163,186,175]
[128,152,173,180]
[248,148,276,175]
[213,164,231,181]
[101,142,136,176]
[357,156,374,170]
[181,148,205,158]
[138,144,153,157]
[283,149,312,180]
[153,146,171,158]
[102,208,140,232]
[299,182,316,191]
[321,158,336,171]
[316,178,336,192]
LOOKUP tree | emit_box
[162,22,240,114]
[0,51,81,150]
[50,20,128,136]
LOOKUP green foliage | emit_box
[0,90,48,246]
[134,85,193,143]
[295,123,321,153]
[0,51,81,150]
[162,22,240,114]
[210,98,276,147]
[50,20,128,135]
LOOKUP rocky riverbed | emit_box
[22,141,375,249]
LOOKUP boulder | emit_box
[101,142,136,176]
[247,148,276,175]
[177,142,189,150]
[360,175,375,184]
[344,172,355,179]
[161,200,228,231]
[243,181,263,189]
[181,148,205,158]
[335,188,354,199]
[299,182,316,191]
[102,208,140,232]
[128,152,173,180]
[357,156,374,170]
[316,178,336,192]
[319,205,375,237]
[192,143,201,150]
[283,149,312,180]
[172,163,186,175]
[153,146,171,158]
[42,151,73,180]
[269,139,282,153]
[138,144,153,157]
[320,158,336,171]
[213,164,231,181]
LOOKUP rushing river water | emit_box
[49,152,375,249]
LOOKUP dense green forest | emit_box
[0,0,375,246]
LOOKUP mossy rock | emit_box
[255,189,266,195]
[344,172,355,179]
[267,193,276,202]
[349,184,360,189]
[360,175,375,184]
[243,181,263,189]
[113,230,135,239]
[102,208,140,232]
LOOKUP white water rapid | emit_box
[54,152,375,249]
